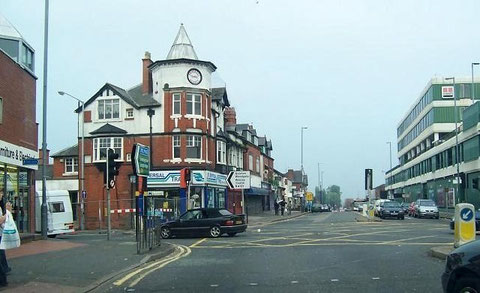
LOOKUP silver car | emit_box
[414,199,439,219]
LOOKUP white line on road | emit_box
[331,279,339,282]
[372,277,380,280]
[291,281,299,284]
[249,283,258,286]
[210,284,219,287]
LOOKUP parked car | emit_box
[160,208,247,239]
[311,203,323,213]
[413,199,439,219]
[400,202,410,215]
[379,201,405,220]
[449,209,480,231]
[374,199,390,216]
[442,239,480,293]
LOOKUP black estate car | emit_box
[442,239,480,293]
[160,208,247,239]
[379,201,405,220]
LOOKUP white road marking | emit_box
[210,284,219,287]
[331,279,339,282]
[291,281,299,284]
[372,277,380,280]
[249,283,258,286]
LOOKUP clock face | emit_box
[187,68,202,85]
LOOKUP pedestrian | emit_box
[280,200,286,216]
[274,200,279,216]
[0,199,10,276]
[0,193,9,287]
[287,201,292,215]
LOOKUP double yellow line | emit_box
[113,245,191,288]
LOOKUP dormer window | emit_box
[98,99,120,120]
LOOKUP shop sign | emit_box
[148,171,180,186]
[0,139,38,170]
[148,170,227,187]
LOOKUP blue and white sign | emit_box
[460,208,474,222]
[148,170,227,187]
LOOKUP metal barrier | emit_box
[136,197,180,254]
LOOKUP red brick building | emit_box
[0,14,38,232]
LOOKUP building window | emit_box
[186,93,201,116]
[173,135,181,159]
[217,141,226,164]
[93,137,123,161]
[173,93,181,115]
[126,153,131,162]
[186,135,201,159]
[21,43,34,71]
[98,99,120,120]
[249,154,253,171]
[0,97,3,124]
[256,157,260,173]
[65,157,78,173]
[126,108,134,119]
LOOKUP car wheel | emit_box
[227,232,237,237]
[453,277,480,293]
[160,227,171,239]
[209,226,221,238]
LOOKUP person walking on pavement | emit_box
[280,199,286,216]
[274,200,279,216]
[0,192,9,287]
[0,198,10,276]
[287,200,292,215]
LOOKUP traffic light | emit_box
[180,168,191,188]
[106,148,120,188]
[473,178,479,190]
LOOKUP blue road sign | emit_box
[23,158,38,165]
[460,208,474,221]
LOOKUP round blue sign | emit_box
[460,208,474,222]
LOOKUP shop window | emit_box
[172,93,181,115]
[186,135,201,159]
[93,137,123,161]
[65,157,78,174]
[186,93,201,116]
[97,99,120,120]
[173,135,181,159]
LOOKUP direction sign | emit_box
[461,208,474,221]
[227,171,251,189]
[133,143,150,177]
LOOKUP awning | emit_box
[245,187,270,196]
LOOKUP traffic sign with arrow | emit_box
[227,171,251,189]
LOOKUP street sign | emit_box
[227,171,251,189]
[133,143,150,177]
[306,192,313,201]
[23,158,38,165]
[109,179,115,189]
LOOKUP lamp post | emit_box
[41,0,50,239]
[301,126,308,172]
[446,77,459,206]
[472,63,480,103]
[58,91,85,230]
[386,141,392,170]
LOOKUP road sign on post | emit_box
[132,143,150,177]
[227,171,251,189]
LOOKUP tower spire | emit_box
[166,24,198,60]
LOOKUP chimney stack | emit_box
[38,148,50,165]
[142,51,153,95]
[224,107,237,127]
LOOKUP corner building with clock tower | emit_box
[76,25,235,229]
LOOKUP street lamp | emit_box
[472,63,479,103]
[301,126,308,172]
[445,77,459,207]
[386,141,392,170]
[58,91,85,230]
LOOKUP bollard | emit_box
[454,203,476,247]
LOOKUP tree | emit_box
[324,185,342,208]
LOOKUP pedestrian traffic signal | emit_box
[180,168,191,188]
[106,148,120,187]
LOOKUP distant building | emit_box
[0,14,37,233]
[385,77,480,209]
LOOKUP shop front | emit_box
[147,170,228,215]
[0,139,37,233]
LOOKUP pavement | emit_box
[94,211,454,292]
[2,230,175,292]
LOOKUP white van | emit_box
[35,190,75,237]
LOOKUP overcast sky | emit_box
[2,0,480,200]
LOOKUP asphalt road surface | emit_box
[96,212,452,293]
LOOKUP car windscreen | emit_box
[420,201,435,206]
[218,209,233,216]
[384,202,400,207]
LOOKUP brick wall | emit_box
[0,51,37,150]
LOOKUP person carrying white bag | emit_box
[0,209,20,250]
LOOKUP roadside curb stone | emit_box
[82,242,177,292]
[430,246,453,260]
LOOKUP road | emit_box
[96,212,452,293]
